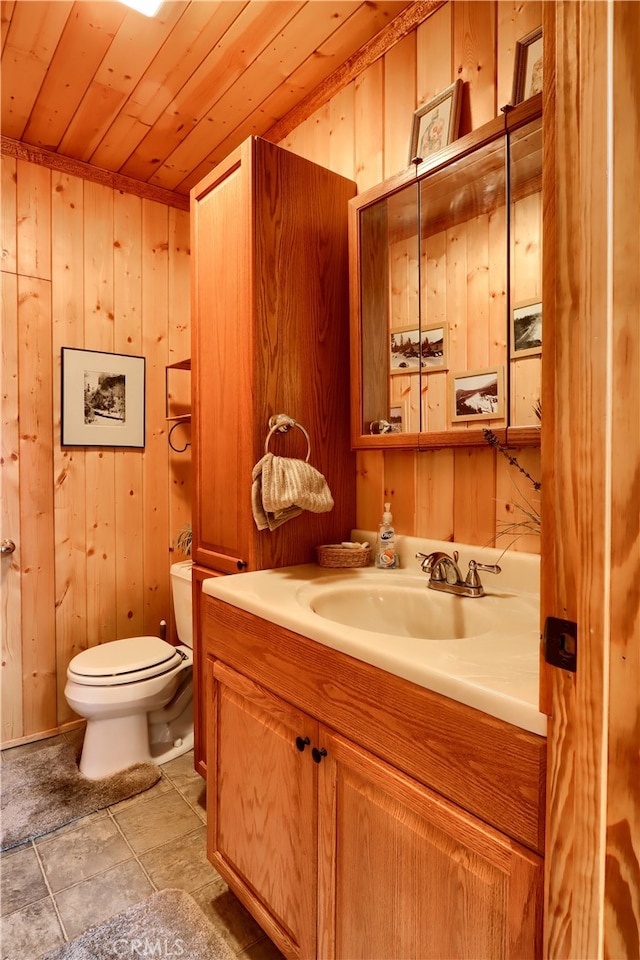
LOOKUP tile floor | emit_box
[1,733,284,960]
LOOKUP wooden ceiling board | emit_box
[118,0,303,182]
[1,0,418,197]
[1,1,73,139]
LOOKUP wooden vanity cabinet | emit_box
[203,594,545,959]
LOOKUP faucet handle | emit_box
[465,559,501,587]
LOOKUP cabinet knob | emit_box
[295,736,310,752]
[236,560,248,571]
[312,747,327,764]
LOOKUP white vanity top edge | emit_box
[202,534,547,738]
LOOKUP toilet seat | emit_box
[67,636,185,687]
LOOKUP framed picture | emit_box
[511,299,542,356]
[61,347,145,448]
[420,323,449,371]
[388,400,408,433]
[451,366,504,422]
[409,79,463,163]
[512,27,543,105]
[390,326,421,373]
[390,323,449,374]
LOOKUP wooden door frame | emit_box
[542,2,640,957]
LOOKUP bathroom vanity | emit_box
[200,540,546,959]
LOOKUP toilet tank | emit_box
[170,560,193,648]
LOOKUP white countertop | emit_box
[202,532,547,737]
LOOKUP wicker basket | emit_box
[316,543,371,569]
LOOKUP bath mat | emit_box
[0,734,161,851]
[42,888,237,960]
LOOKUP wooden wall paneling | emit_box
[452,447,496,546]
[422,229,448,433]
[1,270,22,741]
[566,0,609,948]
[355,449,385,533]
[83,181,116,651]
[496,2,542,112]
[18,274,56,735]
[415,449,454,542]
[51,170,87,723]
[328,84,356,182]
[1,154,16,271]
[0,1,72,140]
[421,371,447,434]
[113,191,144,642]
[606,8,640,955]
[383,449,417,535]
[16,159,50,280]
[445,222,468,430]
[452,0,497,135]
[494,446,540,556]
[167,207,192,643]
[354,60,384,191]
[141,200,170,638]
[415,1,452,105]
[465,214,491,370]
[512,355,542,427]
[1,2,16,52]
[488,201,507,367]
[383,33,416,179]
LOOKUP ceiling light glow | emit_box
[118,0,163,17]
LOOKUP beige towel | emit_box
[252,453,334,531]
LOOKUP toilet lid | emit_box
[67,636,184,686]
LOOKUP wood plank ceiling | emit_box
[1,0,415,199]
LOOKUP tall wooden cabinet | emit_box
[190,138,357,772]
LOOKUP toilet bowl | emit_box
[64,560,194,779]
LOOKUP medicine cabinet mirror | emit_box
[349,96,542,450]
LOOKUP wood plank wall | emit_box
[277,0,542,555]
[1,0,541,746]
[1,158,191,746]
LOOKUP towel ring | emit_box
[264,414,311,462]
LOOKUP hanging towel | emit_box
[251,453,334,531]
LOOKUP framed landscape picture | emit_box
[451,367,505,422]
[61,347,146,448]
[511,299,542,356]
[390,323,448,374]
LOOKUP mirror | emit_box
[351,103,542,449]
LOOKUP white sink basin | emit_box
[308,580,490,639]
[298,574,536,641]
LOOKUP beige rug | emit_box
[0,734,161,851]
[42,889,237,960]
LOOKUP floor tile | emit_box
[37,816,132,893]
[0,896,65,960]
[0,844,49,916]
[53,859,153,940]
[193,878,268,954]
[112,786,202,854]
[139,824,219,893]
[162,754,207,819]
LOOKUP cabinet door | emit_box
[317,729,543,960]
[191,143,254,574]
[207,659,318,959]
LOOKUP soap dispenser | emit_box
[375,502,399,568]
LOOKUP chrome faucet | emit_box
[416,550,501,598]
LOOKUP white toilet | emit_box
[65,560,194,779]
